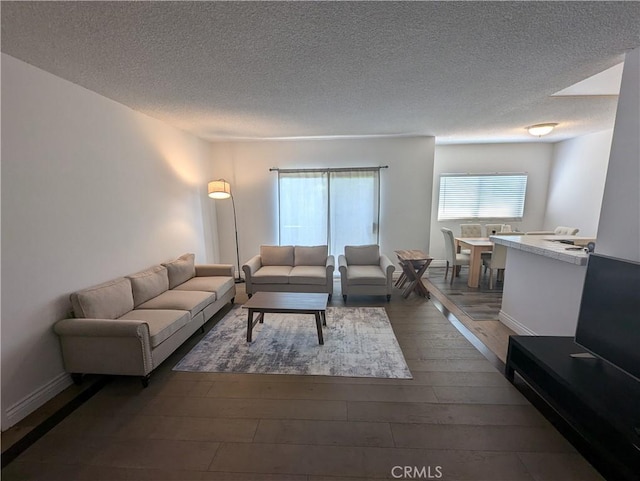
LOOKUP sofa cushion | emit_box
[70,277,134,319]
[118,309,190,348]
[294,245,328,266]
[289,266,328,285]
[252,266,292,284]
[260,245,294,266]
[174,276,234,295]
[127,265,169,307]
[162,253,196,289]
[345,245,380,265]
[346,265,387,285]
[137,290,214,317]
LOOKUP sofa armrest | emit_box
[380,254,396,284]
[338,255,348,292]
[54,318,150,338]
[53,318,153,377]
[195,264,234,277]
[338,255,348,273]
[242,255,262,295]
[324,255,336,295]
[326,255,336,274]
[242,255,262,278]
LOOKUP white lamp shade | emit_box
[527,123,558,137]
[208,180,231,199]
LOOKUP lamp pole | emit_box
[208,179,244,283]
[229,192,244,283]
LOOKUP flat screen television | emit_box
[574,253,640,381]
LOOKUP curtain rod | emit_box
[269,166,388,173]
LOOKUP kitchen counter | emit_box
[493,235,595,337]
[490,235,593,265]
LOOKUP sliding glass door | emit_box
[329,170,379,255]
[279,171,328,246]
[279,169,380,256]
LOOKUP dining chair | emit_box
[441,228,470,285]
[554,226,580,235]
[460,224,482,238]
[482,243,507,289]
[485,224,504,236]
[458,223,482,255]
[526,226,580,236]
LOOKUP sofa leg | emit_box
[328,294,332,301]
[342,295,347,302]
[200,325,205,334]
[140,375,150,388]
[386,294,391,302]
[71,373,83,385]
[248,293,253,299]
[231,297,235,304]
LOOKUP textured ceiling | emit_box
[2,1,640,143]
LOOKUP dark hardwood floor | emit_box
[426,267,503,321]
[1,283,603,480]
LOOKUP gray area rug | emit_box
[174,306,412,379]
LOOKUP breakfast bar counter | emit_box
[491,235,594,337]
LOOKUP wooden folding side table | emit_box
[394,250,433,299]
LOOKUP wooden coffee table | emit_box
[242,292,329,345]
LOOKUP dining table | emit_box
[454,237,494,288]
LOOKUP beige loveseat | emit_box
[53,254,236,387]
[242,245,335,299]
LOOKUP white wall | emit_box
[209,137,435,267]
[1,54,215,429]
[499,249,587,336]
[596,48,640,262]
[429,143,554,261]
[543,130,613,237]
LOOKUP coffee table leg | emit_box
[315,312,324,345]
[321,310,327,326]
[247,309,254,342]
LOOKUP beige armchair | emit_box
[339,245,395,302]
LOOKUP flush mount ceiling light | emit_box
[527,123,558,137]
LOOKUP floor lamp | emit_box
[208,179,244,283]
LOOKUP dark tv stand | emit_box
[506,336,640,481]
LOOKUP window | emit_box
[278,168,380,255]
[437,173,528,221]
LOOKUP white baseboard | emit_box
[4,372,73,429]
[427,259,447,268]
[499,310,537,336]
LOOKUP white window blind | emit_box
[438,173,528,221]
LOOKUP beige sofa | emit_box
[242,245,335,299]
[53,253,236,387]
